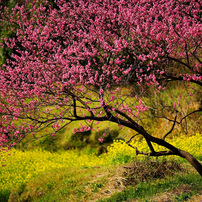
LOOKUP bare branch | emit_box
[163,111,178,140]
[127,143,175,156]
[126,133,140,144]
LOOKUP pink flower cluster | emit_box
[0,0,201,151]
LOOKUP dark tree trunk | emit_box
[178,149,202,177]
[128,124,202,177]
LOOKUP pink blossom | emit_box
[0,0,201,164]
[98,137,104,143]
[99,89,104,94]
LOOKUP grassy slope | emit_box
[7,161,202,202]
[0,133,201,202]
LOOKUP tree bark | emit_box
[178,149,202,177]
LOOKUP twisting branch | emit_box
[107,105,140,128]
[179,109,202,124]
[126,133,140,144]
[127,143,175,156]
[167,56,194,71]
[126,134,156,154]
[107,105,156,153]
[163,110,178,140]
[64,88,94,117]
[145,138,156,153]
[73,95,78,118]
[159,109,202,125]
[185,44,190,65]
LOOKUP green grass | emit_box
[99,172,202,202]
[8,166,110,202]
[5,161,202,202]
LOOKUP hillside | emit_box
[0,133,201,201]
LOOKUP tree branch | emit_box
[127,143,175,156]
[126,133,140,144]
[163,111,178,140]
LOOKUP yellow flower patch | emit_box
[0,133,201,194]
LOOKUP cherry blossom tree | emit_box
[0,0,201,175]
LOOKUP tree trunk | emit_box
[139,129,202,177]
[101,113,202,177]
[178,149,202,177]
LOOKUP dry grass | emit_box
[85,160,185,201]
[123,160,183,185]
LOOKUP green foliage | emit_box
[89,183,104,193]
[22,121,123,151]
[64,130,91,150]
[35,135,60,152]
[16,183,26,196]
[175,193,191,201]
[71,130,91,142]
[0,189,10,202]
[46,182,55,190]
[0,0,18,67]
